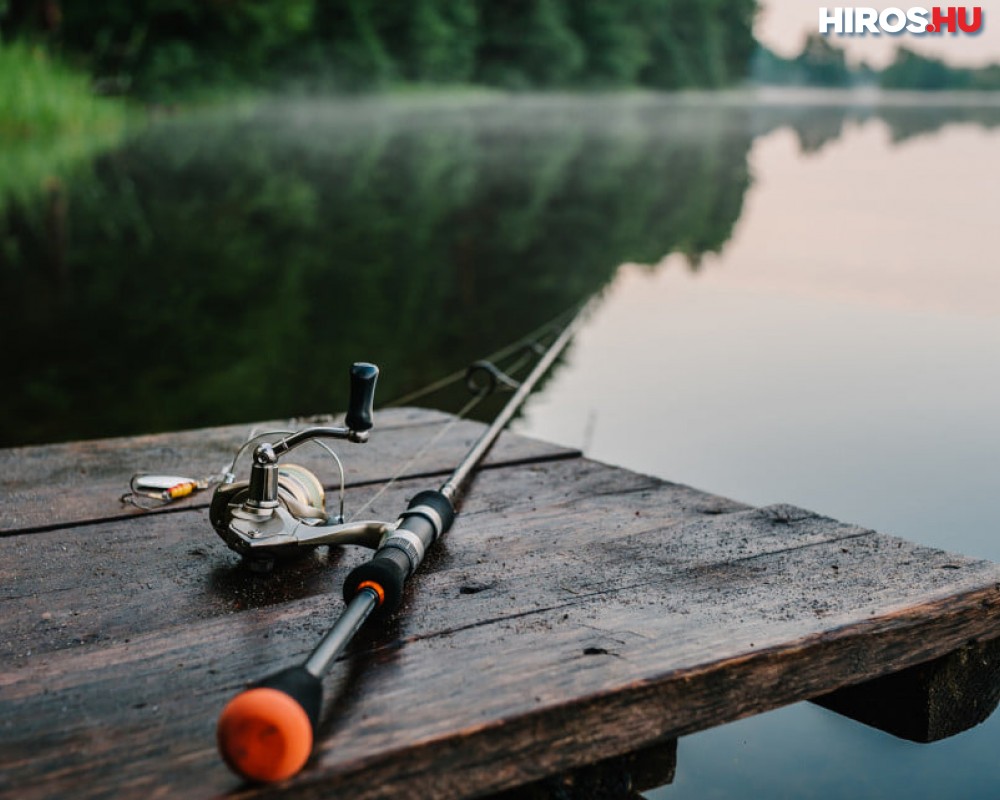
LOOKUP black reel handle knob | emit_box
[346,362,378,432]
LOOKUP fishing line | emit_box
[211,299,594,784]
[382,304,580,408]
[120,304,583,516]
[121,430,349,521]
[347,388,488,521]
[347,322,560,521]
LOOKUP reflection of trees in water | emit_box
[876,105,1000,142]
[751,98,1000,154]
[2,94,998,446]
[751,104,862,154]
[0,98,753,445]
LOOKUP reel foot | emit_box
[246,556,276,575]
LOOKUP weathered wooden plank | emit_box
[2,543,998,800]
[0,408,578,534]
[4,578,998,800]
[813,635,1000,742]
[2,454,1000,799]
[0,460,741,661]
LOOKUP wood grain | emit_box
[2,417,1000,799]
[0,460,741,662]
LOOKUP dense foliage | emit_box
[0,40,128,137]
[752,35,865,88]
[753,36,1000,91]
[0,40,128,214]
[880,47,1000,91]
[0,0,758,97]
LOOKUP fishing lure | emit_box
[121,473,208,508]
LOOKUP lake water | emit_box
[3,90,999,797]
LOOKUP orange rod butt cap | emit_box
[217,687,313,783]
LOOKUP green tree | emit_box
[795,33,851,87]
[568,1,650,85]
[880,47,976,90]
[407,0,478,83]
[640,0,755,89]
[33,1,315,96]
[476,0,585,87]
[2,0,760,95]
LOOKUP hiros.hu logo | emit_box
[819,6,983,34]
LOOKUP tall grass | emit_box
[0,40,128,138]
[0,40,130,210]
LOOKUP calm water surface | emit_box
[516,98,1000,799]
[3,91,999,797]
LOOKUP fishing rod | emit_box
[211,303,590,784]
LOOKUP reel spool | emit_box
[210,464,328,562]
[273,464,327,521]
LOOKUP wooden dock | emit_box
[2,408,1000,799]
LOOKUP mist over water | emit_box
[3,90,1000,798]
[5,91,998,448]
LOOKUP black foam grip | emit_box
[256,666,323,731]
[344,548,409,613]
[342,491,455,614]
[345,362,378,432]
[407,489,455,534]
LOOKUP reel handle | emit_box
[346,362,379,433]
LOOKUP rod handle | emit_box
[344,547,410,613]
[345,362,379,432]
[217,666,322,783]
[343,491,456,613]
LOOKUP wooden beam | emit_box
[814,635,1000,742]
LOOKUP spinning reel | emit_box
[209,363,393,568]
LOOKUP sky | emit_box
[757,0,1000,68]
